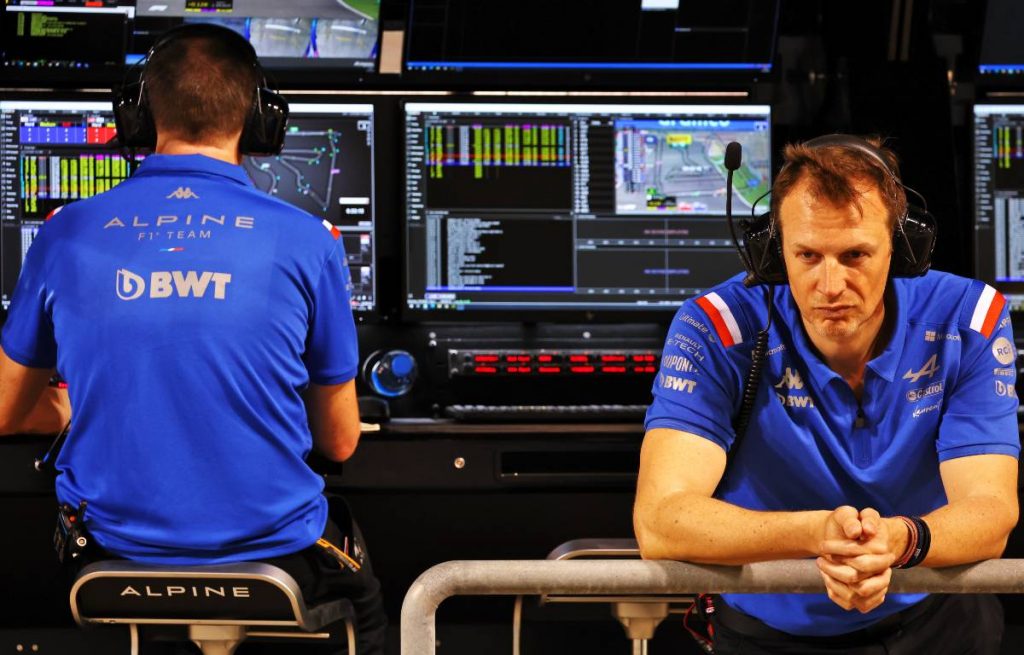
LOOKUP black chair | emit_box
[71,560,356,655]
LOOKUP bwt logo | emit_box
[117,269,232,301]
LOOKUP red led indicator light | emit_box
[538,366,560,374]
[474,366,497,374]
[602,366,626,373]
[570,366,595,374]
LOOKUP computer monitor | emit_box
[0,100,136,310]
[0,99,376,313]
[979,0,1024,80]
[973,104,1024,313]
[406,0,778,75]
[1,1,133,73]
[243,103,376,312]
[403,101,771,317]
[129,0,379,73]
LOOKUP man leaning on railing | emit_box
[635,136,1019,654]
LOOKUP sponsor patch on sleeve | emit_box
[695,292,743,347]
[969,284,1006,338]
[321,219,341,240]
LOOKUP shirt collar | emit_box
[865,280,907,383]
[775,279,907,384]
[133,154,254,188]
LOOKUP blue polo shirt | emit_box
[1,154,359,564]
[646,271,1020,636]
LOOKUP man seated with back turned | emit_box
[0,25,386,654]
[634,136,1019,653]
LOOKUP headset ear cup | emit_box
[743,213,788,284]
[113,80,156,149]
[890,207,937,277]
[240,87,289,156]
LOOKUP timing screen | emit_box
[404,102,771,313]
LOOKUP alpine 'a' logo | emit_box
[903,354,940,384]
[166,187,200,200]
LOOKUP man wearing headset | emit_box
[0,25,386,654]
[634,136,1019,652]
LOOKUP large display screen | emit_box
[0,99,376,312]
[1,1,133,72]
[244,103,377,312]
[979,0,1024,78]
[973,104,1024,311]
[130,0,380,72]
[406,0,778,74]
[403,102,771,315]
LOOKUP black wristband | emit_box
[899,516,931,569]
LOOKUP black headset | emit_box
[741,134,937,286]
[113,23,289,156]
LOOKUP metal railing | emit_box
[400,558,1024,655]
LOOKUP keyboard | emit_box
[444,404,648,422]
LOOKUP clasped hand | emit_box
[816,506,902,614]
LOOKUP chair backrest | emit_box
[71,561,323,629]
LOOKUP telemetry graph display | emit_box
[243,103,376,312]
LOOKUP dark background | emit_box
[2,0,1023,653]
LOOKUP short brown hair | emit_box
[144,32,260,143]
[770,136,908,233]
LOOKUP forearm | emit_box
[920,494,1018,567]
[636,491,830,564]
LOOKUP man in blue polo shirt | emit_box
[0,25,386,654]
[635,136,1019,652]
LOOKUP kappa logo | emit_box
[774,367,815,408]
[903,354,940,384]
[774,367,805,391]
[166,187,200,200]
[117,268,232,301]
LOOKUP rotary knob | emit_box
[364,350,418,397]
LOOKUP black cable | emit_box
[731,286,774,452]
[725,168,754,273]
[34,418,72,477]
